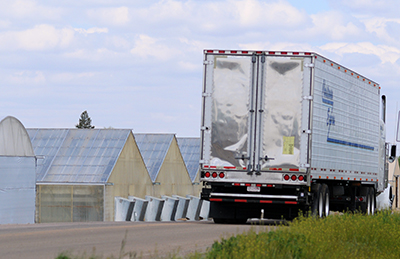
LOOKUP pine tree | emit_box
[76,111,95,129]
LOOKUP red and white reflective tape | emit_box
[205,50,313,56]
[209,198,298,205]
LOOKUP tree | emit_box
[76,111,95,129]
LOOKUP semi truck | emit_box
[199,50,396,223]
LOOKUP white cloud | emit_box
[330,0,398,16]
[0,20,11,29]
[360,17,400,44]
[178,61,199,71]
[63,48,121,62]
[128,0,309,37]
[49,72,96,82]
[0,0,63,20]
[0,24,75,51]
[309,11,364,40]
[8,71,46,85]
[130,34,176,61]
[87,7,130,26]
[320,42,400,64]
[233,0,308,28]
[74,27,109,35]
[238,41,314,51]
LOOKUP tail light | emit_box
[283,174,306,181]
[204,171,226,179]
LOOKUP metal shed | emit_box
[134,134,195,197]
[177,137,202,195]
[0,116,36,224]
[28,129,152,222]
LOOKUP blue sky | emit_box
[1,0,400,142]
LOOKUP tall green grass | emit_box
[203,211,400,259]
[57,211,400,259]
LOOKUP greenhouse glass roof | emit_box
[27,129,130,183]
[177,138,200,182]
[134,134,174,182]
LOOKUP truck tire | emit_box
[368,187,376,215]
[360,187,375,215]
[312,183,324,218]
[322,184,330,217]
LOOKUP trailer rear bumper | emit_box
[209,192,298,204]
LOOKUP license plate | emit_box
[247,186,260,192]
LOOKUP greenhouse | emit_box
[28,129,152,222]
[177,137,201,195]
[134,134,195,197]
[0,116,36,224]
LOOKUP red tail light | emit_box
[219,172,225,178]
[298,175,304,181]
[205,172,210,178]
[291,175,297,181]
[284,174,290,181]
[212,172,217,178]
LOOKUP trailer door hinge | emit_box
[202,92,212,97]
[303,96,313,100]
[252,53,257,63]
[300,164,310,168]
[304,63,314,68]
[303,129,311,134]
[203,60,214,65]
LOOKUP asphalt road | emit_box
[0,220,277,259]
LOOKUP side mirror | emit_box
[389,145,397,163]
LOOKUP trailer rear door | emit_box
[256,56,312,171]
[201,52,312,173]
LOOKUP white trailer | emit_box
[199,50,396,223]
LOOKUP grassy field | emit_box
[200,211,400,259]
[57,211,400,259]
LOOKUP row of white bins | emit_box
[114,195,210,222]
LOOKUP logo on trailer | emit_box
[323,79,374,151]
[323,80,335,136]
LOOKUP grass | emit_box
[203,210,400,259]
[56,211,400,259]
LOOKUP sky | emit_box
[1,0,400,141]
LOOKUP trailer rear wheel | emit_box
[360,187,375,215]
[312,183,324,218]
